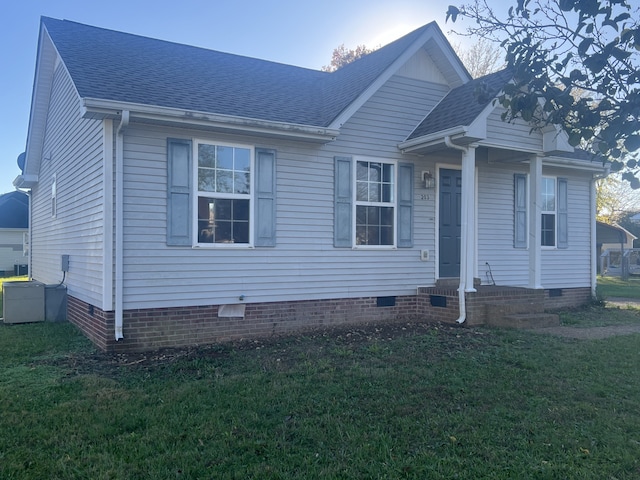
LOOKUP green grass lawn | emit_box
[597,276,640,299]
[2,308,640,479]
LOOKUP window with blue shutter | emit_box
[167,138,192,246]
[514,173,527,248]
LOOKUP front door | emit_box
[439,168,462,278]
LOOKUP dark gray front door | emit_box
[439,169,462,278]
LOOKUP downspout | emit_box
[114,110,129,340]
[26,189,32,280]
[444,136,473,324]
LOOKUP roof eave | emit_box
[13,174,39,188]
[399,126,476,154]
[82,98,340,143]
[542,155,610,173]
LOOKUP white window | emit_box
[541,176,556,247]
[51,173,57,218]
[355,160,396,246]
[195,141,253,245]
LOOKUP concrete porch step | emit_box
[487,313,560,329]
[485,301,544,317]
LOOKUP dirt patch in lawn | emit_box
[36,321,480,378]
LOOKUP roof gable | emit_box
[0,191,29,229]
[407,68,513,141]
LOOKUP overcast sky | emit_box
[1,0,485,194]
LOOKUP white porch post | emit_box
[462,146,477,292]
[529,156,543,289]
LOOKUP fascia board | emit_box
[82,98,339,142]
[13,174,39,188]
[398,126,468,153]
[541,156,609,173]
[24,23,84,179]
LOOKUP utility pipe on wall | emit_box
[114,110,129,341]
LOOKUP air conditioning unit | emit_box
[2,281,45,324]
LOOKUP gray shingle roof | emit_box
[407,68,513,140]
[42,17,433,128]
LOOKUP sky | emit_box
[0,0,481,195]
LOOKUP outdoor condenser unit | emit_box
[2,281,45,324]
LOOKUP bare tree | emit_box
[322,44,373,72]
[453,37,505,78]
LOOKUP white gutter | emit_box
[81,98,339,143]
[444,136,476,324]
[399,127,468,153]
[114,110,129,340]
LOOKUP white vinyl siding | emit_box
[30,62,105,304]
[119,75,445,309]
[477,165,530,286]
[541,173,591,288]
[486,108,543,152]
[478,164,591,288]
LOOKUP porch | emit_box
[415,281,589,328]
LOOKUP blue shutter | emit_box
[255,148,276,247]
[397,162,414,247]
[514,174,527,248]
[334,156,352,247]
[167,138,192,246]
[557,178,568,249]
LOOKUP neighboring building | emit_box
[16,17,608,351]
[597,221,636,253]
[0,190,28,276]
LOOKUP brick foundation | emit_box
[67,286,594,352]
[68,294,419,352]
[543,287,593,310]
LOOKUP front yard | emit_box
[1,302,640,479]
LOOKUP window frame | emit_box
[352,157,397,249]
[541,176,557,248]
[192,139,255,248]
[51,173,57,219]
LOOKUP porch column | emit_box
[529,155,543,289]
[462,146,477,292]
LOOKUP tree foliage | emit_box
[446,0,640,188]
[596,174,640,223]
[322,44,374,72]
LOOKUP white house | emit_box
[16,18,607,351]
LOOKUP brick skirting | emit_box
[67,286,594,352]
[67,294,419,352]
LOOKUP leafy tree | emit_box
[322,44,374,72]
[446,0,640,188]
[596,174,640,223]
